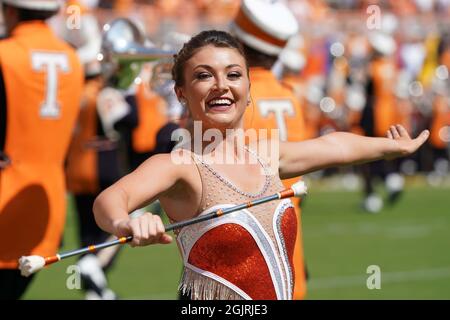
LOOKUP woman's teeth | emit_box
[208,98,232,107]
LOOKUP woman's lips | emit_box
[207,103,234,112]
[206,98,235,112]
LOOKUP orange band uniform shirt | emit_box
[0,21,83,268]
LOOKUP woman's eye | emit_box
[228,72,242,79]
[196,72,211,80]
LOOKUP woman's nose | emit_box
[213,76,228,92]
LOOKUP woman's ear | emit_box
[175,87,182,101]
[175,87,186,104]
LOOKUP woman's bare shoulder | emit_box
[156,149,203,221]
[147,148,201,194]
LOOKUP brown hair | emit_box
[172,30,249,87]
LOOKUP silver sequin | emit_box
[274,200,295,299]
[191,147,271,198]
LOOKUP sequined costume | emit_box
[176,148,297,300]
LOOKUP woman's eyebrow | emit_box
[226,64,242,69]
[193,64,243,71]
[193,64,213,71]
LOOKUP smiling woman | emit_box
[92,30,430,300]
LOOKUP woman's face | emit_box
[176,45,250,131]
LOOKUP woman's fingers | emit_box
[147,215,157,244]
[153,215,172,244]
[142,214,150,238]
[414,130,430,148]
[387,130,393,139]
[129,218,142,247]
[396,124,410,138]
[390,125,400,139]
[159,234,173,244]
[153,215,165,242]
[127,213,171,247]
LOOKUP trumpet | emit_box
[99,18,175,90]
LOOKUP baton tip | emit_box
[291,180,308,197]
[18,255,46,277]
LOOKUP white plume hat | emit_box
[230,0,299,56]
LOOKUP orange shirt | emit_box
[371,58,405,137]
[244,67,307,300]
[65,78,102,194]
[132,83,168,153]
[0,21,83,269]
[244,68,307,142]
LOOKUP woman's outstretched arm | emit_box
[279,124,429,179]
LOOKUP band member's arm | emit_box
[279,124,429,179]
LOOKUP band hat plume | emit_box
[230,0,299,56]
[1,0,61,10]
[279,48,306,72]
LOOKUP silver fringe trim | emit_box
[179,268,245,300]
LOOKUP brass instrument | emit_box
[99,18,175,90]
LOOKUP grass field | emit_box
[23,179,450,300]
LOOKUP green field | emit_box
[23,180,450,300]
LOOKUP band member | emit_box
[0,0,83,299]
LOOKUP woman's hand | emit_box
[113,212,173,247]
[385,124,429,160]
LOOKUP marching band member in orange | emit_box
[0,0,83,299]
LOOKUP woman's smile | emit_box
[206,96,235,112]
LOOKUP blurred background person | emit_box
[359,24,408,213]
[60,0,122,300]
[0,0,83,299]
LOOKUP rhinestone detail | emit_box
[192,146,271,198]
